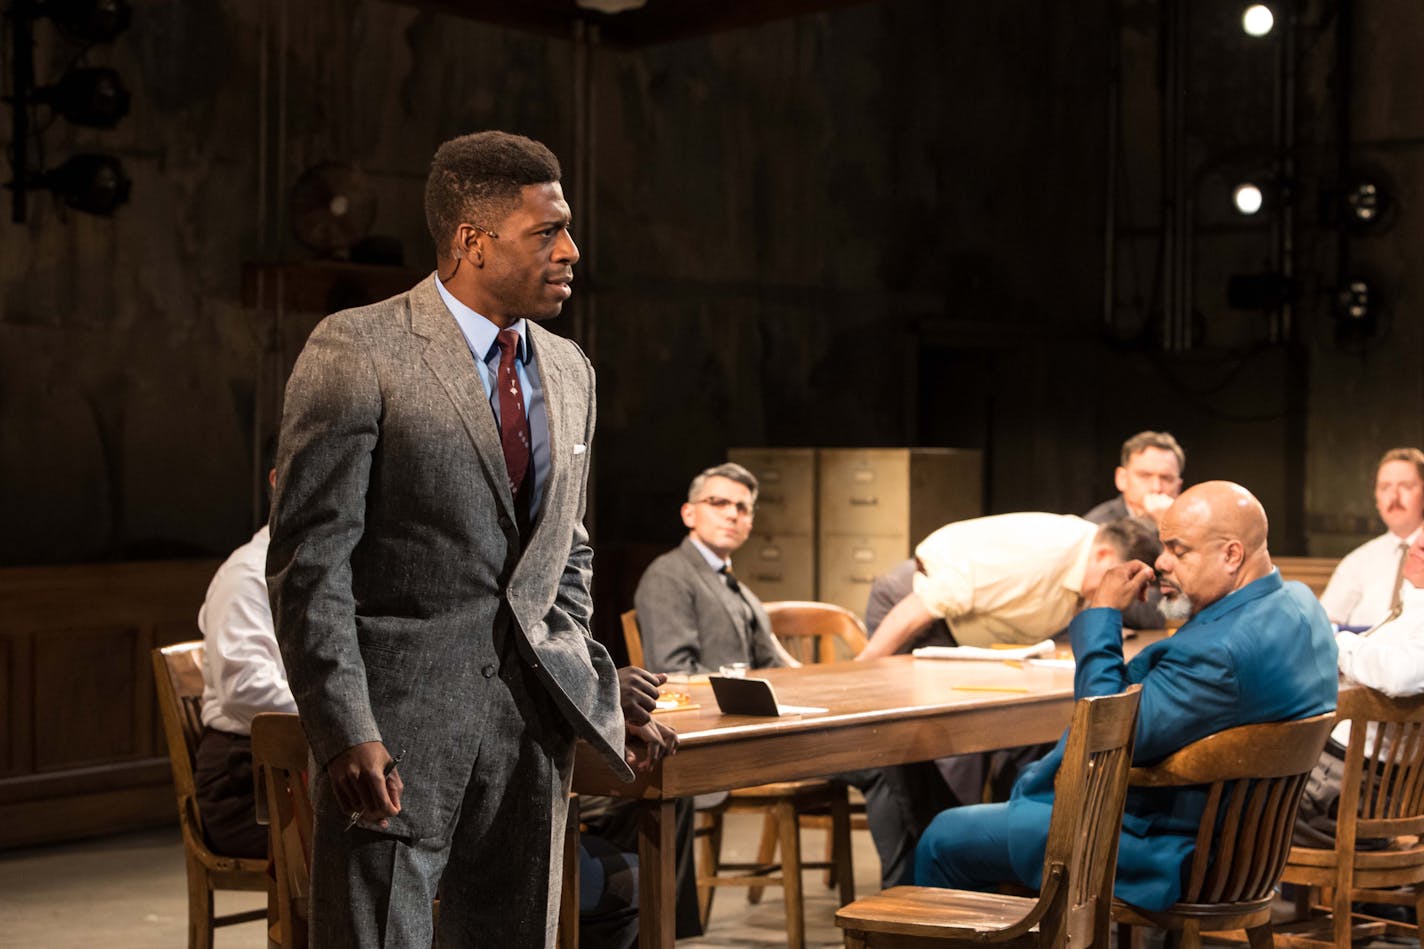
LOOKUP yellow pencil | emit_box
[952,684,1030,694]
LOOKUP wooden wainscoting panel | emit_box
[34,624,143,771]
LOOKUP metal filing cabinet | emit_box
[728,448,817,601]
[729,447,984,618]
[817,448,984,616]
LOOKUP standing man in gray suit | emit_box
[268,131,656,948]
[635,462,791,674]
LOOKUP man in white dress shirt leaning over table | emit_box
[1321,447,1424,629]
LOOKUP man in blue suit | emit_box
[915,481,1339,910]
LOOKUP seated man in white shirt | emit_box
[194,447,295,857]
[1296,529,1424,848]
[1321,447,1424,629]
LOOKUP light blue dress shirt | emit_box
[435,277,550,517]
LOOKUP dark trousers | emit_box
[578,795,702,942]
[193,727,269,859]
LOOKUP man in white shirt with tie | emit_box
[1321,447,1424,628]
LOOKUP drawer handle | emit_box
[849,574,877,583]
[759,492,783,506]
[852,548,876,562]
[762,469,783,483]
[752,572,784,583]
[849,496,879,506]
[853,470,875,483]
[758,546,783,560]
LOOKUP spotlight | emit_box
[41,0,133,44]
[1242,4,1275,37]
[38,153,131,215]
[1343,177,1395,234]
[1335,277,1373,323]
[1232,182,1265,215]
[32,68,130,128]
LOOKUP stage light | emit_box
[1232,182,1265,215]
[38,153,131,215]
[32,68,130,128]
[1335,278,1373,322]
[1344,178,1393,232]
[42,0,133,44]
[1242,4,1274,37]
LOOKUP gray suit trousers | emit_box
[309,650,575,948]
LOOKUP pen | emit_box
[345,748,405,831]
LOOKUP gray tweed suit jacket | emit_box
[635,536,787,674]
[267,273,630,843]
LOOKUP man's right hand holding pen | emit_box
[328,740,404,831]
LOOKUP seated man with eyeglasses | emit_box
[635,462,793,674]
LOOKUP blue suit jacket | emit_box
[1004,570,1338,909]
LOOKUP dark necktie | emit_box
[720,564,740,594]
[493,329,531,502]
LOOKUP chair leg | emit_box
[186,853,213,949]
[844,930,868,949]
[1333,880,1353,948]
[696,809,723,930]
[1180,921,1202,949]
[748,810,780,905]
[830,786,855,907]
[777,799,806,949]
[1245,923,1274,949]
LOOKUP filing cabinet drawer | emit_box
[818,450,911,536]
[817,534,910,617]
[738,533,815,604]
[728,448,816,535]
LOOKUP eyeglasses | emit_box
[695,496,755,518]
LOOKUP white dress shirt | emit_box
[1320,527,1422,627]
[1331,584,1424,746]
[911,512,1098,648]
[198,526,297,734]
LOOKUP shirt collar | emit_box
[434,276,531,365]
[688,535,731,572]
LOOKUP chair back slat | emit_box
[764,601,870,664]
[1328,687,1424,842]
[620,610,644,669]
[1129,712,1335,908]
[1043,684,1142,947]
[253,712,313,949]
[152,642,207,817]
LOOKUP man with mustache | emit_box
[1322,448,1424,628]
[915,482,1338,910]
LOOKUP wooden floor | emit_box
[0,812,878,948]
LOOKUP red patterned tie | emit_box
[494,328,531,500]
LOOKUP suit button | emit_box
[498,514,512,530]
[508,590,520,599]
[482,664,497,679]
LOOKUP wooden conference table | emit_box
[571,632,1165,948]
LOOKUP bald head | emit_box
[1155,481,1273,621]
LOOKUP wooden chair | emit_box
[620,608,644,668]
[1113,711,1337,949]
[152,642,271,949]
[1276,688,1424,949]
[623,608,855,949]
[1275,557,1340,599]
[252,712,313,949]
[764,600,869,664]
[758,601,871,892]
[835,684,1143,949]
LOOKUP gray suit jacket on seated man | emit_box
[268,132,646,949]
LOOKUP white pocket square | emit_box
[573,443,587,455]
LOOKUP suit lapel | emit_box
[678,538,751,651]
[408,274,516,522]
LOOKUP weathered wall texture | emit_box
[1,0,1420,579]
